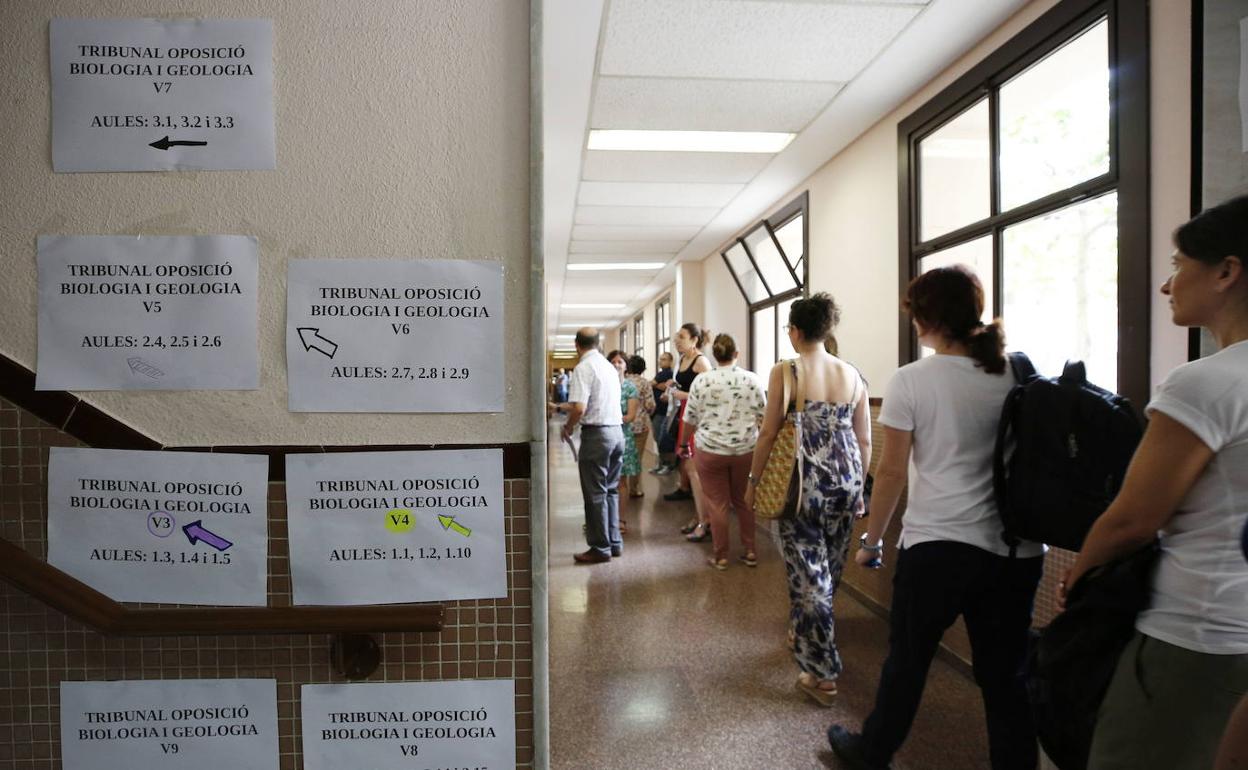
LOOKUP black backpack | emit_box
[993,353,1144,553]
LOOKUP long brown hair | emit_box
[903,265,1006,374]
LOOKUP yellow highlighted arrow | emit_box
[437,515,472,538]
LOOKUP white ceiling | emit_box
[543,0,1032,349]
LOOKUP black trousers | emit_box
[860,540,1044,770]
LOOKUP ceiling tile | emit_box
[572,225,702,241]
[569,240,687,254]
[578,180,744,207]
[592,77,843,132]
[600,0,923,82]
[582,150,772,183]
[575,205,721,226]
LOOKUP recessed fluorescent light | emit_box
[562,303,625,309]
[566,262,666,271]
[587,129,795,154]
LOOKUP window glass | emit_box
[998,19,1110,211]
[745,227,798,296]
[1003,192,1118,387]
[776,299,797,363]
[752,308,775,373]
[633,315,644,359]
[919,99,990,241]
[773,215,804,271]
[725,242,768,303]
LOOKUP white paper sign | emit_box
[61,679,278,770]
[302,680,515,770]
[285,449,506,605]
[286,259,504,413]
[47,447,269,606]
[50,18,275,172]
[37,235,259,391]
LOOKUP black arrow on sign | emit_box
[149,135,209,151]
[296,327,339,359]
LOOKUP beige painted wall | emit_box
[0,0,531,445]
[702,255,750,367]
[693,0,1192,395]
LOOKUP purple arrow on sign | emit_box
[182,520,233,552]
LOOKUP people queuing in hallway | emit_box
[665,323,712,542]
[682,333,766,570]
[746,293,872,707]
[1061,195,1248,770]
[648,351,677,475]
[606,350,641,520]
[828,266,1043,770]
[557,329,624,565]
[623,355,656,499]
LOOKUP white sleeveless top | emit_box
[1136,340,1248,654]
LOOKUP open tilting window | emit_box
[899,0,1149,406]
[720,193,809,372]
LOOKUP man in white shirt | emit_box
[564,328,624,564]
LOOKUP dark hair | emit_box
[711,334,737,363]
[606,349,627,365]
[574,329,599,350]
[788,292,840,342]
[626,355,646,374]
[679,322,710,348]
[1175,195,1248,267]
[903,265,1005,374]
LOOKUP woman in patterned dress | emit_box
[608,350,641,505]
[624,355,656,498]
[745,293,871,706]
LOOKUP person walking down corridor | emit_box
[747,294,871,707]
[624,355,656,499]
[650,352,677,474]
[684,334,766,570]
[1068,196,1248,770]
[666,323,712,540]
[563,329,624,565]
[829,266,1041,770]
[607,350,642,513]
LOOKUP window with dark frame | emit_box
[654,295,672,364]
[898,0,1149,408]
[618,328,626,354]
[632,314,644,360]
[719,193,809,372]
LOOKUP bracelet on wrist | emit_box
[858,533,884,552]
[747,474,759,487]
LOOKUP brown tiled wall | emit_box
[840,404,1074,665]
[0,396,535,769]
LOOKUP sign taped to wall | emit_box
[285,449,507,605]
[46,447,270,606]
[60,679,278,770]
[37,235,259,391]
[301,680,515,770]
[285,259,504,413]
[50,18,275,172]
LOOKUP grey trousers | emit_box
[579,425,624,556]
[1089,631,1248,770]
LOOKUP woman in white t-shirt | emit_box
[827,265,1044,770]
[1061,195,1248,770]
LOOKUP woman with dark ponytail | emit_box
[829,265,1045,770]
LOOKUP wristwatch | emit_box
[858,533,883,552]
[747,473,759,487]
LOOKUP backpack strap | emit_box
[1008,351,1038,384]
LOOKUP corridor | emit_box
[548,421,992,770]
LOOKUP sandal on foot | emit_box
[796,672,838,707]
[679,519,698,535]
[685,523,711,542]
[707,557,728,571]
[739,552,758,567]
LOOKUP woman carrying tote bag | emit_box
[745,293,871,706]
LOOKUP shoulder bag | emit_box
[753,358,805,520]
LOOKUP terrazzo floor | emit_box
[548,421,995,770]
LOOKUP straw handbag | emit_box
[753,358,805,520]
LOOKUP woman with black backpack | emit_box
[1064,195,1248,770]
[827,265,1044,770]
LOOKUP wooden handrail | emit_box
[0,538,444,635]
